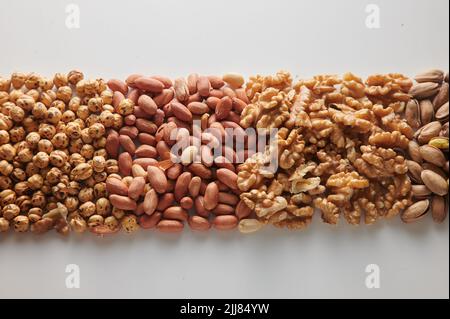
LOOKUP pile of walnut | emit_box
[0,71,121,235]
[237,71,418,233]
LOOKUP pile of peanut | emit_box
[104,73,251,233]
[0,69,447,236]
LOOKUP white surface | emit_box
[0,0,448,299]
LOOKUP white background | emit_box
[0,0,448,299]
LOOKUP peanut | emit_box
[213,215,238,230]
[156,220,184,233]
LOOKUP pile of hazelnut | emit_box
[0,71,121,235]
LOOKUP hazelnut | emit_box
[76,105,90,120]
[37,139,54,154]
[68,70,84,85]
[104,216,119,231]
[0,160,13,176]
[93,182,107,198]
[116,99,134,116]
[38,123,57,139]
[68,97,81,112]
[0,130,10,145]
[40,91,56,107]
[88,97,103,113]
[101,90,113,105]
[39,77,53,91]
[0,217,10,232]
[88,214,104,228]
[96,198,111,216]
[12,215,29,232]
[27,174,44,190]
[0,144,16,161]
[53,73,68,88]
[33,152,50,169]
[62,110,76,123]
[3,204,20,220]
[112,207,125,220]
[88,123,105,139]
[121,215,139,233]
[78,187,94,203]
[51,132,69,148]
[25,132,41,149]
[24,73,41,90]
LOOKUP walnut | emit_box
[277,128,305,169]
[313,150,351,177]
[246,70,292,101]
[240,189,288,219]
[314,197,340,225]
[353,176,412,223]
[365,73,412,105]
[326,171,369,203]
[328,106,373,133]
[353,145,408,179]
[341,73,366,99]
[288,162,321,194]
[285,86,312,129]
[239,103,259,129]
[371,104,414,139]
[368,131,410,149]
[237,152,275,191]
[242,72,294,130]
[296,75,342,96]
[253,89,292,129]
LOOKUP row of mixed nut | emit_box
[0,69,447,235]
[403,69,449,223]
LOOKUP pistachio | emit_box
[433,83,449,109]
[405,99,421,129]
[429,137,449,150]
[406,160,423,183]
[435,102,449,121]
[409,82,440,99]
[408,140,423,163]
[431,195,447,223]
[421,170,448,196]
[418,121,442,144]
[401,199,430,223]
[419,100,434,126]
[419,145,446,167]
[414,69,444,83]
[411,185,431,198]
[440,122,449,137]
